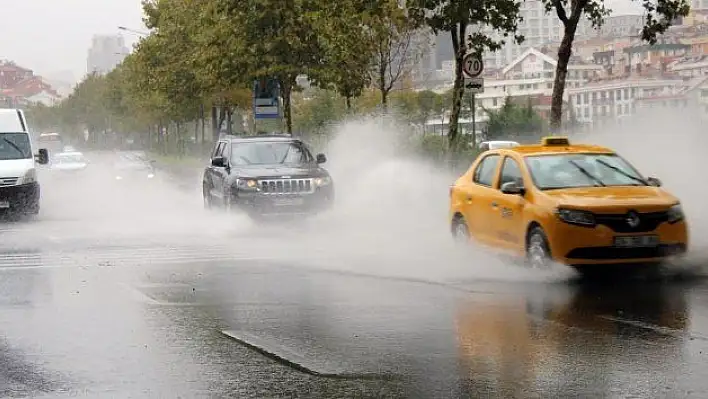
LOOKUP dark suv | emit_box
[202,135,334,218]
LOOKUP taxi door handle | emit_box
[491,202,498,208]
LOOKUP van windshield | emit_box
[0,133,32,160]
[0,112,24,133]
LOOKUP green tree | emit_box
[309,1,374,110]
[214,0,331,134]
[543,0,690,129]
[409,0,524,149]
[365,0,425,112]
[484,97,545,141]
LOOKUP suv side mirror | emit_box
[501,181,525,195]
[211,156,226,167]
[316,153,327,164]
[647,176,662,187]
[36,148,49,165]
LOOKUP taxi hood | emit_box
[541,186,679,212]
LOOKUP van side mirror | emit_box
[316,153,327,164]
[36,149,48,165]
[647,176,662,187]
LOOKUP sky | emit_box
[0,0,145,83]
[0,0,642,85]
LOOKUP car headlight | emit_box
[18,169,36,185]
[556,208,596,227]
[668,203,684,224]
[147,173,155,179]
[236,178,258,190]
[116,176,123,180]
[314,176,332,187]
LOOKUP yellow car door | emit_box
[460,153,502,244]
[492,155,528,252]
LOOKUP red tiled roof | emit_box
[0,76,59,98]
[0,62,31,73]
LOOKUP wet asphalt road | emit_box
[2,157,708,398]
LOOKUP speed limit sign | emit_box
[462,53,484,78]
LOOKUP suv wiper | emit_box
[568,159,605,187]
[595,159,647,186]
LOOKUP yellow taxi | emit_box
[449,136,688,269]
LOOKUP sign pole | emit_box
[462,52,484,141]
[472,93,476,144]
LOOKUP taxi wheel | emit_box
[526,227,552,269]
[451,216,470,242]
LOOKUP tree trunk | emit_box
[345,95,352,110]
[217,107,227,135]
[194,118,198,145]
[550,20,581,130]
[226,108,233,134]
[281,75,296,134]
[447,22,467,150]
[211,106,218,141]
[379,58,388,113]
[381,89,389,112]
[200,103,205,145]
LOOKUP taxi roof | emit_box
[495,137,614,157]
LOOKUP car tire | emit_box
[224,194,233,213]
[526,226,553,269]
[203,187,213,210]
[451,215,470,243]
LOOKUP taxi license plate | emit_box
[273,197,304,207]
[613,235,659,248]
[0,201,8,209]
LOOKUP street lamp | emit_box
[118,26,150,37]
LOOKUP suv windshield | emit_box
[230,141,312,166]
[0,132,32,160]
[525,153,647,190]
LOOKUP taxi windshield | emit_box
[525,153,647,190]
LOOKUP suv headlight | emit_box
[235,178,258,190]
[18,169,36,185]
[314,176,332,187]
[668,204,684,224]
[556,208,596,227]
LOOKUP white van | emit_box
[0,109,49,215]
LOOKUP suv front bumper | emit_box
[232,185,334,216]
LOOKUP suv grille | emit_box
[0,177,18,187]
[259,178,314,194]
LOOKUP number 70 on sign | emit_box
[462,53,484,78]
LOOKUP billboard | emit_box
[253,77,280,120]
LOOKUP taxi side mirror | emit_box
[501,181,525,195]
[647,177,662,187]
